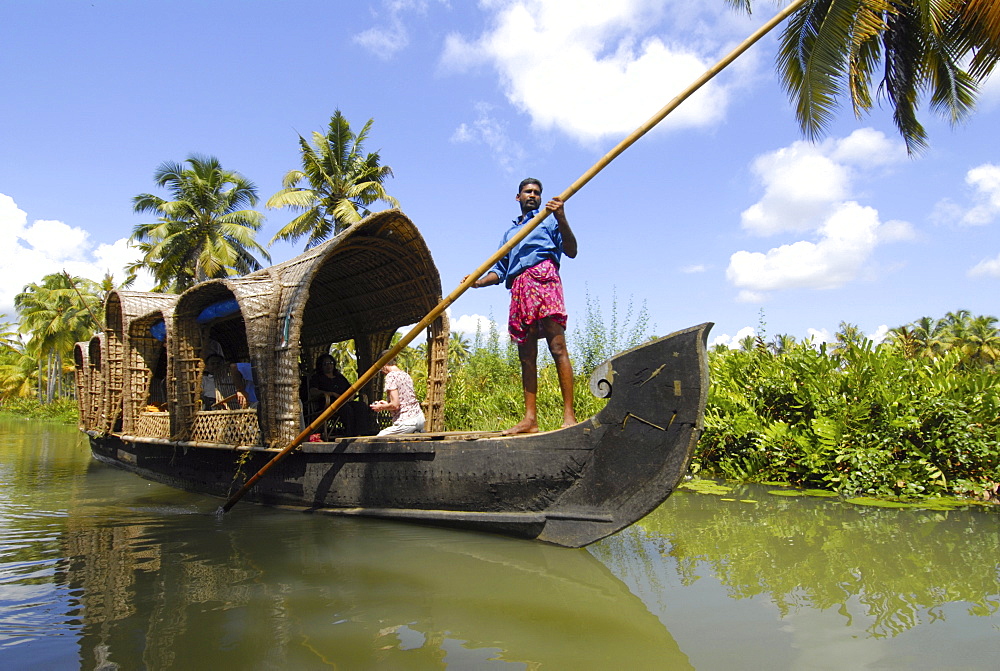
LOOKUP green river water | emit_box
[1,417,997,669]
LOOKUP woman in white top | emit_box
[370,351,425,435]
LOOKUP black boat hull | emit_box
[90,322,711,547]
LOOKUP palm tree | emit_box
[0,346,38,400]
[769,333,798,355]
[448,332,471,370]
[14,274,102,401]
[908,315,946,358]
[328,340,357,379]
[953,313,1000,368]
[940,309,974,344]
[0,314,20,353]
[268,110,399,250]
[887,324,919,358]
[129,155,270,293]
[731,0,1000,153]
[832,321,867,355]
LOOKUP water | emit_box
[1,418,997,669]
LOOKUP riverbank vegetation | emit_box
[697,313,1000,502]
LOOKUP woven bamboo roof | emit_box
[259,208,443,349]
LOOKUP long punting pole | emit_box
[221,0,808,513]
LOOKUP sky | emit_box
[2,0,999,351]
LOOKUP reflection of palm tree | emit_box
[629,483,1000,639]
[268,110,398,250]
[129,155,270,293]
[733,0,1000,152]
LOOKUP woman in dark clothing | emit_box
[306,354,367,436]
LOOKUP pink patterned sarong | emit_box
[508,259,567,344]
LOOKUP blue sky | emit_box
[2,0,999,349]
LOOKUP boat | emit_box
[75,209,711,548]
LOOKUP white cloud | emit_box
[869,324,890,344]
[968,253,1000,278]
[450,102,527,173]
[0,192,146,317]
[727,130,912,299]
[728,202,885,294]
[442,1,753,144]
[680,264,707,273]
[977,70,1000,110]
[932,163,1000,228]
[709,325,756,349]
[354,0,448,60]
[961,163,1000,226]
[805,327,832,345]
[451,312,495,336]
[740,129,906,236]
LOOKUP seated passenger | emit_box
[370,350,425,435]
[202,354,237,410]
[307,354,369,436]
[232,362,257,408]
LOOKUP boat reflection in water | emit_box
[60,475,691,669]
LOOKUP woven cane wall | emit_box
[264,244,324,445]
[223,275,276,445]
[103,294,126,433]
[88,335,106,433]
[107,291,179,436]
[171,282,227,440]
[425,312,449,432]
[125,310,173,435]
[171,280,264,445]
[73,342,90,430]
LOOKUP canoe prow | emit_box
[537,322,712,546]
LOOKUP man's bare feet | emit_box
[502,418,539,435]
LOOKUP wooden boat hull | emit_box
[89,322,711,547]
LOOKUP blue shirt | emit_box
[235,362,257,404]
[490,210,564,289]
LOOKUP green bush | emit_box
[0,396,80,424]
[697,339,1000,500]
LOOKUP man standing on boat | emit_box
[468,178,578,435]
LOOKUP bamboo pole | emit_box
[220,0,808,513]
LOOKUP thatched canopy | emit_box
[81,209,448,446]
[264,208,443,351]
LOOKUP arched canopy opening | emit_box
[73,342,90,430]
[103,290,178,434]
[172,281,258,442]
[267,210,449,439]
[88,334,105,432]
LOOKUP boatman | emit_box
[468,177,578,435]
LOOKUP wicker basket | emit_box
[134,411,171,440]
